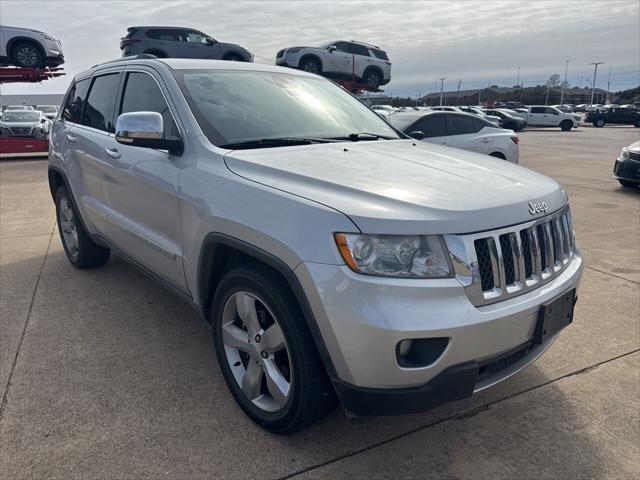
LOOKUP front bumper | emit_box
[613,157,640,182]
[295,251,582,413]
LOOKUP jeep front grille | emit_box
[445,206,577,307]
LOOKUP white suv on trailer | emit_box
[49,58,582,433]
[0,25,64,68]
[275,40,391,89]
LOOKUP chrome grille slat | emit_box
[445,206,578,307]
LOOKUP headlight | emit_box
[620,147,630,161]
[334,233,453,278]
[287,48,301,54]
[42,34,57,42]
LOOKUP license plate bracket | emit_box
[534,289,576,345]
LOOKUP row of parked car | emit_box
[0,104,59,139]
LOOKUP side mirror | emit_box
[41,118,47,123]
[115,111,183,155]
[409,131,425,140]
[328,45,337,53]
[206,37,215,45]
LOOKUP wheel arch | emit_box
[7,36,46,60]
[362,65,383,80]
[197,232,338,378]
[142,49,167,58]
[298,54,323,72]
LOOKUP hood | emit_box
[1,121,40,128]
[627,141,640,153]
[224,140,567,235]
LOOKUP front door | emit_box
[413,113,451,146]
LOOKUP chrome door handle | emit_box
[65,134,78,143]
[103,147,121,159]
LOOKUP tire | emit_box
[364,69,382,89]
[619,179,639,188]
[212,264,336,433]
[224,54,244,62]
[634,120,640,128]
[489,152,506,160]
[560,120,573,131]
[299,57,321,74]
[11,41,43,68]
[593,119,605,128]
[55,186,110,268]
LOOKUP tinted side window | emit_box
[371,49,389,60]
[449,115,478,135]
[62,78,90,123]
[530,107,546,114]
[146,29,182,41]
[415,115,447,138]
[546,108,559,115]
[333,42,349,53]
[348,43,370,56]
[474,118,490,131]
[119,72,179,138]
[83,73,120,132]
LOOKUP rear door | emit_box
[145,28,183,57]
[528,107,549,126]
[101,69,187,290]
[347,43,371,79]
[446,114,490,153]
[412,114,450,146]
[64,71,122,237]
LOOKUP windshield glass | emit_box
[172,69,400,147]
[2,111,39,122]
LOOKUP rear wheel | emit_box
[212,264,336,433]
[594,119,605,127]
[55,186,110,268]
[560,120,573,131]
[11,41,43,68]
[619,179,639,188]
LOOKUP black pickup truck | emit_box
[587,107,640,127]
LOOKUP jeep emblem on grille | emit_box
[528,201,548,215]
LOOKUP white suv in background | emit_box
[276,40,391,89]
[0,25,64,68]
[526,106,583,131]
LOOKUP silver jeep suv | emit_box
[49,58,583,433]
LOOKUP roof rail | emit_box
[91,54,158,68]
[350,40,381,49]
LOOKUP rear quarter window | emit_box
[371,49,389,61]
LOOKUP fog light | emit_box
[396,337,449,368]
[398,339,413,356]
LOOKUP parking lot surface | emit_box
[1,126,639,479]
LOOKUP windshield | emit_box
[172,69,400,147]
[2,111,39,122]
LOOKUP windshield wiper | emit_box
[219,137,332,150]
[327,132,396,141]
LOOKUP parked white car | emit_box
[371,105,396,113]
[35,105,59,120]
[527,106,583,131]
[0,25,64,68]
[3,105,35,111]
[275,40,391,89]
[389,111,519,163]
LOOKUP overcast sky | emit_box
[1,0,639,97]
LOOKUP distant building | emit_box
[1,93,65,108]
[420,86,610,106]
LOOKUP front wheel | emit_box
[299,57,321,74]
[619,179,639,189]
[212,264,336,433]
[11,42,43,68]
[594,119,605,128]
[560,120,573,131]
[55,186,110,268]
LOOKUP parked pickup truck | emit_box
[587,107,640,128]
[49,57,583,433]
[526,106,583,131]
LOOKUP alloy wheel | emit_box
[221,291,292,413]
[16,46,38,66]
[59,197,79,259]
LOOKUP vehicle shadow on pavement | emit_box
[0,243,623,479]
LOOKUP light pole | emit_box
[606,66,612,104]
[560,60,569,105]
[439,77,447,106]
[589,62,603,105]
[516,66,520,86]
[455,79,462,105]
